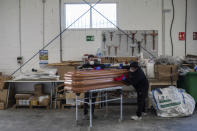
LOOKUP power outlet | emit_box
[17,56,23,64]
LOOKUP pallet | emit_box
[13,104,30,109]
[30,105,49,109]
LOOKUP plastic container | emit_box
[182,72,197,102]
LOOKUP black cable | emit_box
[170,0,175,56]
[59,0,63,62]
[11,0,102,76]
[185,0,187,56]
[82,0,156,59]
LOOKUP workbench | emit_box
[5,80,64,109]
[75,86,123,129]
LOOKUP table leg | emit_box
[54,82,57,110]
[99,92,102,109]
[50,82,53,109]
[120,90,123,121]
[75,94,78,123]
[105,91,108,117]
[89,92,92,128]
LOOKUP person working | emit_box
[80,55,105,120]
[115,61,149,120]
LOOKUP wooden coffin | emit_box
[64,69,128,93]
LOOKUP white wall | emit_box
[187,0,197,55]
[0,0,197,75]
[0,0,20,74]
[164,0,197,56]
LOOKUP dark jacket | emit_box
[123,67,149,91]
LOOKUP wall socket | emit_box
[17,56,23,64]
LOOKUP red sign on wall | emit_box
[193,32,197,40]
[179,32,185,41]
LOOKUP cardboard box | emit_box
[154,65,178,81]
[0,89,8,104]
[56,101,61,109]
[16,100,30,106]
[65,92,84,105]
[0,75,11,90]
[34,84,44,96]
[0,102,5,110]
[30,96,38,106]
[0,75,12,81]
[15,94,32,100]
[38,95,50,106]
[65,92,84,99]
[57,66,76,80]
[0,82,5,90]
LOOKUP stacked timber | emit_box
[64,69,128,93]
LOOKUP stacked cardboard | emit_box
[29,84,50,107]
[48,61,81,80]
[0,75,11,90]
[38,95,50,106]
[65,92,84,106]
[30,96,38,106]
[0,102,4,110]
[0,89,8,110]
[15,94,32,106]
[34,84,44,96]
[64,69,128,93]
[154,65,178,81]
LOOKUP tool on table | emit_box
[141,31,148,48]
[148,30,158,51]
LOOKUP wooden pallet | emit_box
[30,105,49,109]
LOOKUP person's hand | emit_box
[122,75,126,81]
[114,75,126,81]
[96,66,101,70]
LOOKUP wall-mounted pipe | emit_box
[42,0,46,48]
[170,0,175,56]
[19,0,22,72]
[59,0,63,62]
[162,0,165,56]
[185,0,188,56]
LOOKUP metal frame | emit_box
[75,86,123,128]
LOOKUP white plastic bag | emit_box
[152,86,196,117]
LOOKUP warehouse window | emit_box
[64,3,117,29]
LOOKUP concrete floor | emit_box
[0,106,197,131]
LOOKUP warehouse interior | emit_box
[0,0,197,131]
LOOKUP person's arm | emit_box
[122,65,130,69]
[82,64,92,68]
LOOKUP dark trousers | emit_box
[84,92,97,115]
[136,87,148,117]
